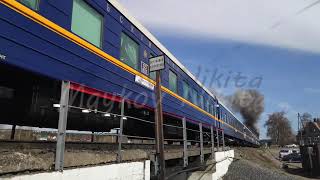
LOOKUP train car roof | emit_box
[109,0,258,140]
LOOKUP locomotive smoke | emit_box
[227,89,264,136]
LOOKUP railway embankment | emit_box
[0,141,214,176]
[224,147,318,180]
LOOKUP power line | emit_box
[218,0,320,58]
[180,0,320,70]
[295,0,320,15]
[271,0,320,29]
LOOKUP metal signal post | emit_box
[150,55,165,180]
[155,70,165,180]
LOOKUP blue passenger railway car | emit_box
[0,0,259,146]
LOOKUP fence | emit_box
[0,80,226,173]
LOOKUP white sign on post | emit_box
[135,75,154,90]
[0,53,6,61]
[149,55,165,72]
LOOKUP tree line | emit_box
[264,112,316,146]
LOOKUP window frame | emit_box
[150,71,156,80]
[17,0,40,11]
[182,80,190,100]
[168,70,178,93]
[206,100,210,112]
[192,88,198,105]
[149,53,156,80]
[71,0,104,48]
[199,95,204,109]
[120,32,140,70]
[210,104,214,115]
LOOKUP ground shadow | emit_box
[283,163,320,179]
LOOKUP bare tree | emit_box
[264,112,295,146]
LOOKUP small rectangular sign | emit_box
[149,55,165,72]
[135,75,154,90]
[141,61,149,76]
[0,53,6,61]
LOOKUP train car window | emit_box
[17,0,39,10]
[204,100,207,111]
[206,101,210,112]
[199,95,204,109]
[149,54,156,80]
[150,71,156,80]
[0,86,14,99]
[192,88,197,105]
[196,93,200,107]
[169,70,178,93]
[212,105,215,115]
[210,104,214,115]
[120,33,139,69]
[71,0,103,48]
[182,81,190,100]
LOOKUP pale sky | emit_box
[118,0,320,53]
[117,0,320,139]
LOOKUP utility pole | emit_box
[298,113,300,144]
[150,55,165,180]
[298,113,303,145]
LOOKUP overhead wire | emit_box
[213,0,320,59]
[270,0,320,29]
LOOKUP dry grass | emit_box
[232,147,319,180]
[234,147,282,169]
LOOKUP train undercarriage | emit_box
[0,63,249,146]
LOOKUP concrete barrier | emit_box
[212,150,234,180]
[5,160,150,180]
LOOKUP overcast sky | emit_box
[119,0,320,53]
[117,0,320,139]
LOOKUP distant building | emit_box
[297,118,320,145]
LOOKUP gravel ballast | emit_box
[223,158,301,180]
